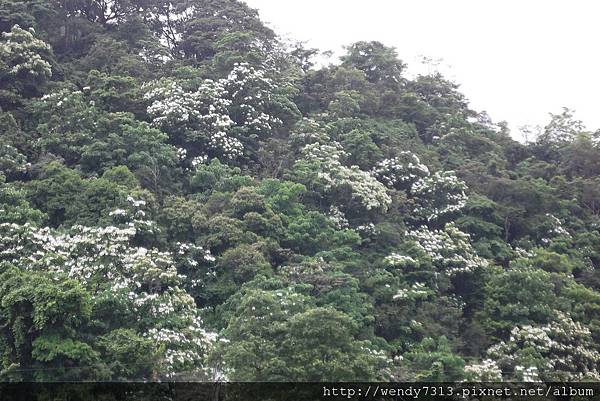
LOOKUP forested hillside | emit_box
[1,0,600,382]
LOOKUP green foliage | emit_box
[398,336,465,381]
[478,266,562,340]
[1,0,600,383]
[0,178,45,225]
[0,265,104,381]
[218,279,389,381]
[340,41,405,84]
[95,329,157,380]
[0,24,52,108]
[283,211,360,255]
[26,161,128,227]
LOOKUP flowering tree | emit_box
[540,213,572,245]
[463,359,503,381]
[144,62,291,161]
[0,196,218,379]
[410,171,468,222]
[487,312,600,381]
[370,151,467,223]
[143,77,240,159]
[386,223,487,277]
[222,62,284,137]
[32,88,179,191]
[0,142,28,178]
[296,141,391,211]
[0,25,52,106]
[3,0,600,385]
[371,152,430,191]
[33,88,99,163]
[0,25,51,77]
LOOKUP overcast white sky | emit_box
[244,0,600,140]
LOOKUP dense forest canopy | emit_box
[1,0,600,382]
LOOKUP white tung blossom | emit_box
[0,25,52,78]
[384,253,418,269]
[409,223,487,274]
[143,63,282,161]
[372,152,430,190]
[301,142,391,211]
[327,205,349,229]
[487,311,600,381]
[0,196,217,378]
[392,282,430,301]
[542,213,571,244]
[191,155,208,167]
[384,223,487,276]
[355,223,378,237]
[463,359,503,382]
[410,171,468,221]
[175,147,187,161]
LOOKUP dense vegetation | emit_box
[1,0,600,382]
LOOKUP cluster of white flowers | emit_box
[371,152,429,190]
[360,344,394,380]
[513,246,534,258]
[176,241,215,265]
[543,213,571,244]
[107,196,159,236]
[343,165,392,211]
[487,311,600,381]
[208,131,243,159]
[515,366,540,382]
[175,147,187,161]
[278,259,330,282]
[514,325,554,350]
[392,282,430,301]
[0,25,52,78]
[301,142,391,211]
[144,79,233,129]
[410,171,468,221]
[370,152,467,222]
[144,63,282,161]
[36,88,102,147]
[383,253,418,268]
[40,88,74,101]
[145,80,195,124]
[463,359,503,381]
[246,288,309,320]
[224,63,283,135]
[40,88,89,112]
[404,223,487,275]
[145,314,216,376]
[0,197,217,377]
[327,205,349,229]
[355,223,378,237]
[0,143,29,174]
[191,155,208,168]
[143,78,241,159]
